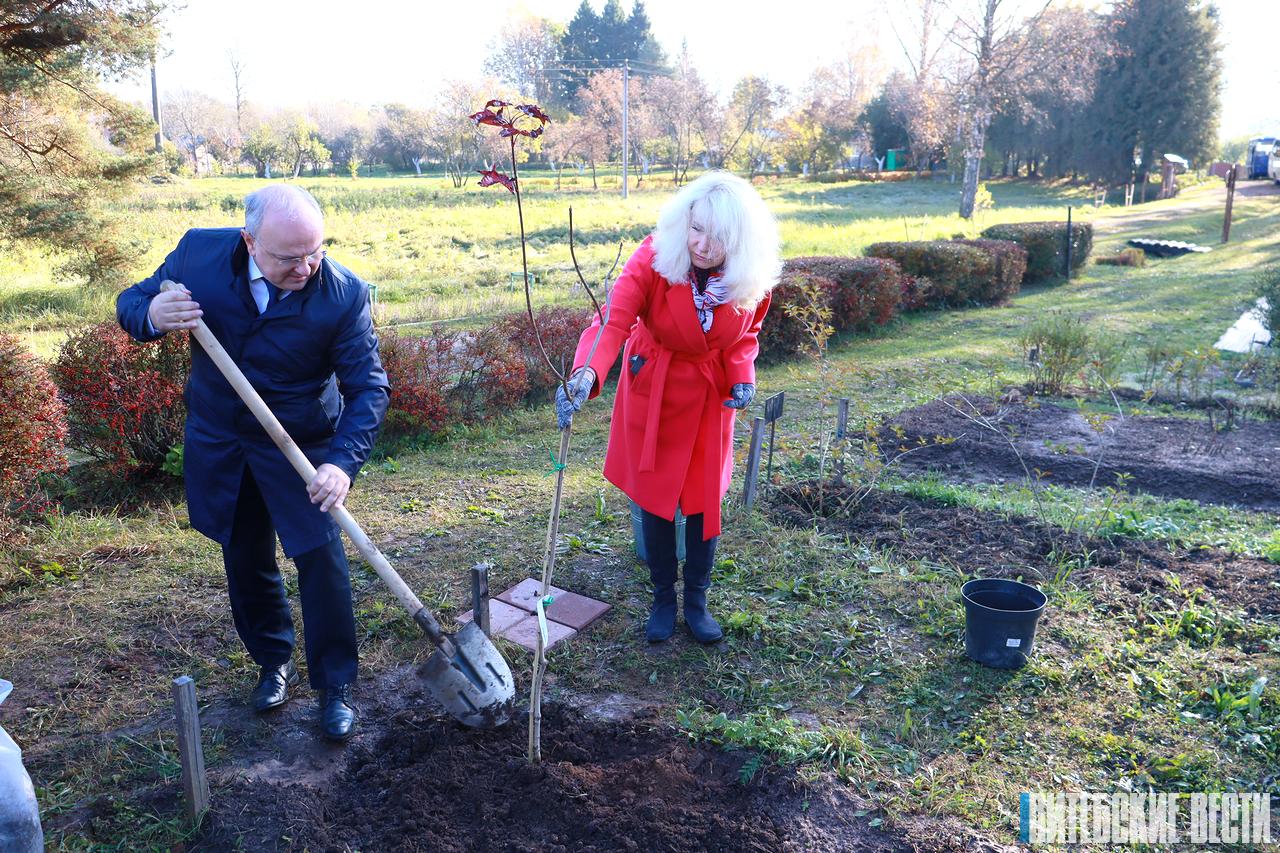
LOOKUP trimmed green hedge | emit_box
[759,256,904,363]
[863,241,996,309]
[785,256,903,330]
[981,221,1093,281]
[953,238,1028,304]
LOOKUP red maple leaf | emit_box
[477,168,517,193]
[472,99,550,138]
[470,108,506,128]
[516,104,550,124]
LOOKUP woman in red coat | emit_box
[556,171,781,643]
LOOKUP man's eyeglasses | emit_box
[263,246,326,267]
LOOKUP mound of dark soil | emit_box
[881,396,1280,512]
[195,702,907,853]
[769,488,1280,617]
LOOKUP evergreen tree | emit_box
[1083,0,1222,185]
[598,0,628,65]
[859,91,910,161]
[625,1,666,69]
[1,1,160,286]
[560,1,667,104]
[561,0,601,101]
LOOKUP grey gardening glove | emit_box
[724,383,755,409]
[555,367,595,430]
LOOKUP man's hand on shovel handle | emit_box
[149,285,203,332]
[309,463,350,512]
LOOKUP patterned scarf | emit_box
[689,268,730,333]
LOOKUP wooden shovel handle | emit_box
[160,280,445,646]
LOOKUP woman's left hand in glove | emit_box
[723,383,756,409]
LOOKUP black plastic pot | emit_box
[961,578,1047,670]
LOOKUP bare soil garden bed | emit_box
[179,673,982,853]
[880,396,1280,512]
[768,488,1279,617]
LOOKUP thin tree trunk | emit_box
[959,105,990,219]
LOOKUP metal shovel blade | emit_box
[419,622,516,728]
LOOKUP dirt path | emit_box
[1091,179,1280,238]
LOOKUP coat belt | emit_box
[634,326,726,538]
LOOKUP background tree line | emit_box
[0,0,1225,281]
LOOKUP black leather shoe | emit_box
[250,660,299,713]
[319,684,357,741]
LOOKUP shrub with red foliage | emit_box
[379,330,451,438]
[863,241,997,309]
[897,274,932,312]
[953,238,1028,304]
[53,323,188,476]
[496,306,594,404]
[0,334,68,521]
[379,326,529,438]
[784,256,903,330]
[450,325,529,424]
[761,257,904,363]
[759,268,839,363]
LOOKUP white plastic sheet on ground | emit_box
[1215,298,1272,352]
[0,680,43,852]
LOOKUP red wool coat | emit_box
[574,237,770,540]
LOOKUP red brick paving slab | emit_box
[457,599,529,635]
[501,614,577,652]
[495,578,569,613]
[544,591,611,631]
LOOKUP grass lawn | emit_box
[1,174,1277,849]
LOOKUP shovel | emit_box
[160,281,515,728]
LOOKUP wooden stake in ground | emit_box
[172,676,209,822]
[834,398,850,486]
[743,416,766,510]
[471,562,491,637]
[1223,164,1237,244]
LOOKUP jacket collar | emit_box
[234,234,324,321]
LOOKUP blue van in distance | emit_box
[1248,137,1278,179]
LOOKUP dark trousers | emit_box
[639,509,717,582]
[221,467,358,690]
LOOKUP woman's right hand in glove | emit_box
[554,367,596,430]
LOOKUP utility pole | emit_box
[150,53,163,154]
[621,60,629,200]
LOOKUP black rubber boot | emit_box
[640,508,679,642]
[682,515,723,644]
[646,580,677,642]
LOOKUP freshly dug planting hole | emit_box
[196,703,903,852]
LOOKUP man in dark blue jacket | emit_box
[117,185,389,741]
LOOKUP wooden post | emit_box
[471,562,491,637]
[1222,164,1237,244]
[834,398,850,485]
[172,676,209,822]
[742,416,765,509]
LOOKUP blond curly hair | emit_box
[650,171,782,309]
